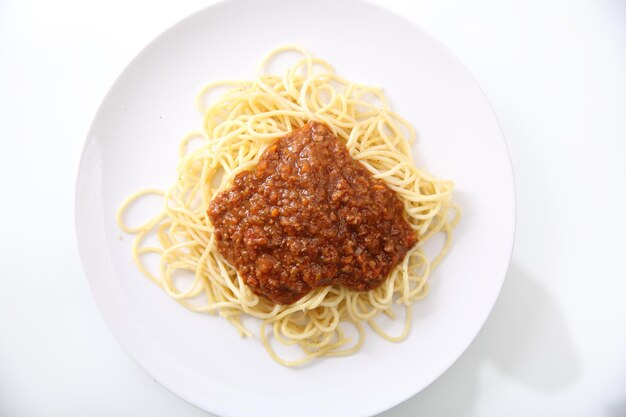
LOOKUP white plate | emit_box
[75,0,515,416]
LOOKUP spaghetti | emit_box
[117,46,459,366]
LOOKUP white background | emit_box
[0,0,624,416]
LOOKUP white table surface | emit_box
[1,0,625,416]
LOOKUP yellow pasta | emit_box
[117,46,459,366]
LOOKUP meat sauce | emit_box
[208,122,417,305]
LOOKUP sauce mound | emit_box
[208,122,417,305]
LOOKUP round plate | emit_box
[75,0,515,416]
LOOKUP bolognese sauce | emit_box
[208,122,417,305]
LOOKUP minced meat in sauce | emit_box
[207,122,417,305]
